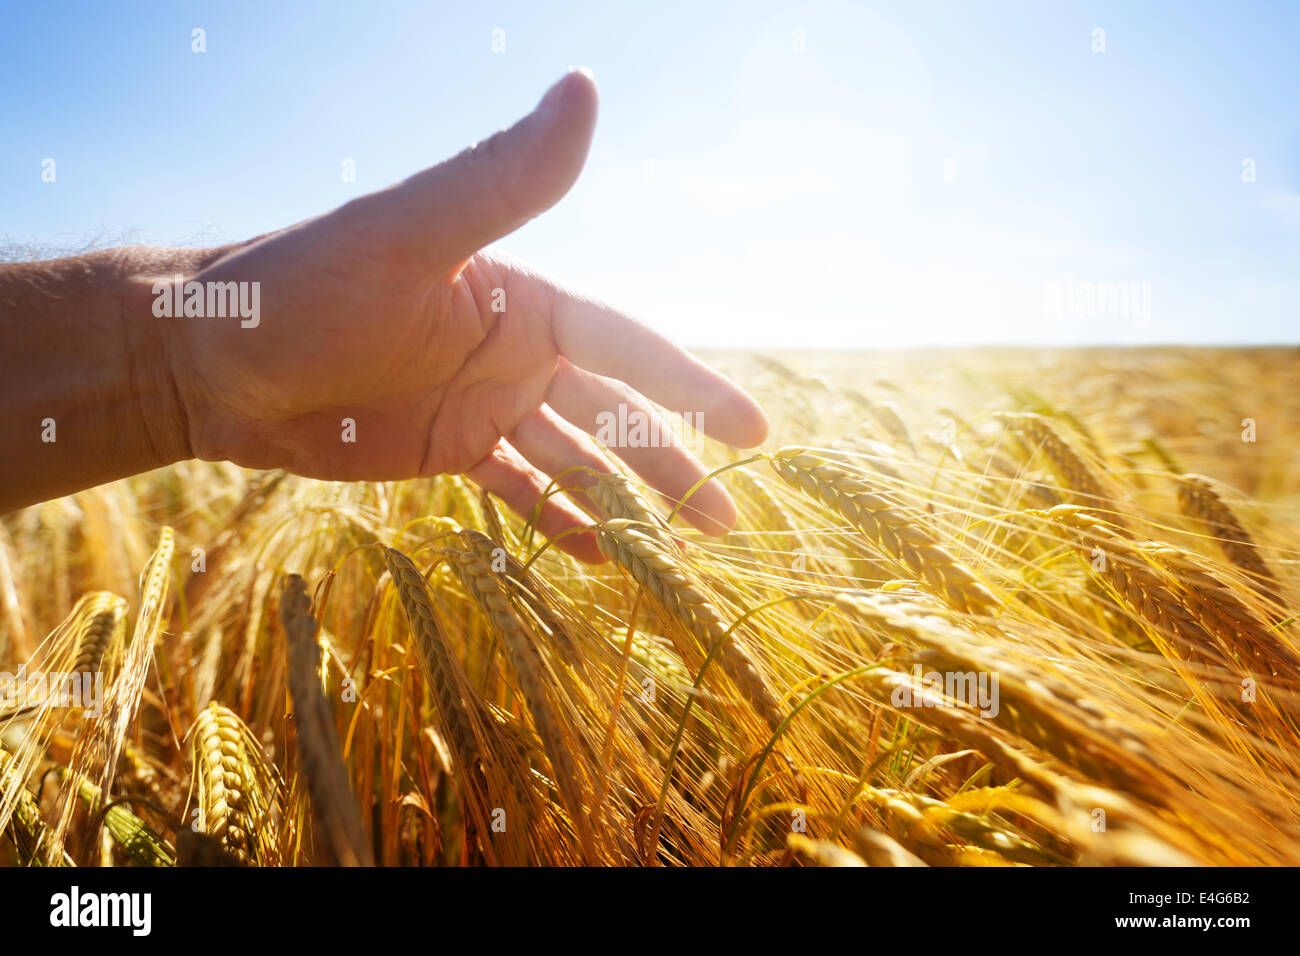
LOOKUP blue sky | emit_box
[2,0,1296,346]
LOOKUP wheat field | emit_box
[2,347,1297,867]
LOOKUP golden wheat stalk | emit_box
[457,529,587,670]
[1,745,69,866]
[849,826,928,867]
[64,770,175,867]
[1043,507,1235,668]
[47,528,173,858]
[591,473,676,544]
[596,519,787,731]
[0,590,126,724]
[0,594,120,853]
[862,785,1062,865]
[69,592,128,678]
[383,544,547,864]
[831,591,1168,798]
[1138,541,1299,678]
[847,664,1206,863]
[768,448,998,613]
[1176,474,1283,603]
[280,573,373,866]
[786,834,866,866]
[443,546,600,862]
[190,702,280,865]
[382,547,487,774]
[1004,413,1120,517]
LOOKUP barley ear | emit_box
[281,573,373,866]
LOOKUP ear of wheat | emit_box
[190,701,281,865]
[0,590,125,726]
[382,544,535,863]
[848,663,1207,864]
[1,745,67,866]
[46,528,174,859]
[1141,540,1299,679]
[787,833,867,866]
[1176,474,1283,603]
[69,592,129,679]
[457,529,588,671]
[850,826,929,867]
[1038,506,1300,783]
[443,546,601,862]
[832,590,1170,801]
[0,594,120,853]
[596,518,787,732]
[861,785,1062,865]
[1004,413,1120,518]
[1043,507,1234,669]
[768,448,997,614]
[591,473,676,544]
[383,545,503,766]
[280,573,373,866]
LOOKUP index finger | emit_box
[548,287,770,448]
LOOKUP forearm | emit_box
[0,246,217,514]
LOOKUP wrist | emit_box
[120,264,192,470]
[117,245,231,469]
[0,244,225,513]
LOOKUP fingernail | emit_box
[537,66,594,118]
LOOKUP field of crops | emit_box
[2,346,1297,866]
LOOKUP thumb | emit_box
[366,68,599,274]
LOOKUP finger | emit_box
[546,359,740,536]
[545,285,769,448]
[464,439,605,564]
[507,405,609,516]
[351,68,599,275]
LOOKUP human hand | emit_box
[145,69,767,561]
